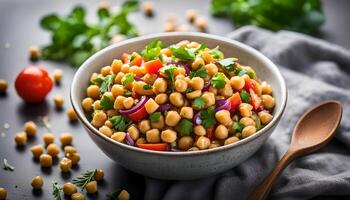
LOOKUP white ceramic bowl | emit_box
[71,32,287,180]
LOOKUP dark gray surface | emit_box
[0,0,349,199]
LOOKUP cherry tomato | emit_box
[137,143,169,151]
[121,53,130,64]
[127,106,149,122]
[15,66,53,103]
[144,59,163,74]
[229,92,242,111]
[250,89,261,110]
[130,52,143,66]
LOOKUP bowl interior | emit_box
[71,32,287,155]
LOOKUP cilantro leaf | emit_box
[240,90,251,103]
[211,73,226,89]
[209,46,224,60]
[194,43,206,53]
[141,40,164,61]
[200,107,217,128]
[110,115,132,132]
[247,69,255,79]
[121,73,135,86]
[189,66,208,79]
[176,119,193,136]
[143,84,153,90]
[219,58,237,71]
[169,46,195,61]
[100,74,116,94]
[163,65,178,89]
[100,95,114,110]
[193,97,206,110]
[149,112,161,123]
[233,122,245,132]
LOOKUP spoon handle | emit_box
[247,149,297,200]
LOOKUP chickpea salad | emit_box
[82,40,275,152]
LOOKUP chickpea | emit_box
[67,108,78,121]
[242,126,256,138]
[97,125,112,137]
[165,111,181,126]
[0,188,6,200]
[161,129,177,143]
[178,136,194,151]
[175,79,188,92]
[208,86,217,95]
[180,107,193,119]
[136,137,146,145]
[94,169,104,181]
[111,84,124,97]
[194,125,206,136]
[115,72,125,84]
[60,157,72,172]
[230,76,245,90]
[14,132,27,146]
[122,97,134,109]
[85,181,98,194]
[151,115,165,129]
[240,117,256,127]
[117,190,130,200]
[205,63,218,76]
[261,81,272,95]
[42,133,55,145]
[143,73,158,85]
[81,97,94,112]
[153,78,167,93]
[262,95,275,109]
[111,59,123,74]
[177,24,190,32]
[258,111,273,125]
[29,45,41,60]
[187,41,200,48]
[155,93,168,104]
[31,144,44,159]
[63,183,77,196]
[24,121,37,137]
[239,103,253,117]
[87,85,100,100]
[39,154,53,167]
[254,82,263,96]
[186,9,197,23]
[219,84,233,98]
[146,129,161,143]
[145,98,159,114]
[106,109,117,118]
[31,176,44,190]
[100,66,111,76]
[60,133,73,146]
[215,110,232,126]
[224,136,240,145]
[71,193,85,200]
[191,57,205,70]
[196,136,210,150]
[129,66,143,77]
[142,1,154,16]
[105,120,113,128]
[64,146,77,154]
[114,96,126,110]
[139,120,151,133]
[90,73,99,84]
[188,147,199,151]
[186,90,201,99]
[0,79,8,93]
[127,126,140,141]
[133,81,155,95]
[121,64,129,73]
[209,143,220,149]
[195,17,207,32]
[92,111,107,128]
[202,92,215,107]
[93,100,102,110]
[190,77,204,90]
[215,125,228,140]
[111,132,126,142]
[163,22,176,32]
[47,143,60,157]
[200,49,214,64]
[66,153,80,165]
[169,92,184,107]
[54,95,64,108]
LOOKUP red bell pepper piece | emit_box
[130,52,143,66]
[206,127,215,140]
[244,78,255,91]
[137,143,169,151]
[250,89,261,110]
[144,59,163,74]
[127,106,148,122]
[121,53,130,64]
[229,92,242,111]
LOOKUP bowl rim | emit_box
[70,32,287,156]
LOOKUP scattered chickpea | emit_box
[39,154,53,167]
[142,1,154,16]
[118,189,130,200]
[14,132,27,146]
[94,169,104,181]
[66,153,80,165]
[42,133,55,145]
[64,146,77,154]
[23,121,37,137]
[53,95,64,108]
[85,181,98,194]
[53,69,63,84]
[195,16,207,32]
[31,176,44,190]
[186,9,197,23]
[0,79,8,93]
[31,144,44,159]
[166,14,177,23]
[146,129,161,143]
[67,108,78,121]
[177,24,190,32]
[178,136,194,151]
[81,97,94,112]
[0,188,7,200]
[29,45,41,61]
[71,192,85,200]
[59,158,71,173]
[163,22,176,32]
[196,136,210,150]
[63,182,77,196]
[60,133,73,146]
[47,143,60,157]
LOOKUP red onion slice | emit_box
[119,96,149,115]
[215,99,231,112]
[125,133,135,146]
[202,82,211,92]
[156,103,171,112]
[134,76,143,82]
[216,99,226,105]
[167,61,190,75]
[193,111,202,125]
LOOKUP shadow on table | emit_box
[17,101,50,122]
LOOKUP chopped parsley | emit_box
[143,84,153,90]
[211,72,226,89]
[100,95,114,109]
[175,119,193,136]
[169,46,195,61]
[194,43,206,53]
[219,58,237,71]
[149,112,161,123]
[189,65,208,78]
[163,65,178,89]
[110,115,132,132]
[200,107,217,128]
[247,69,256,79]
[121,73,135,86]
[233,122,245,132]
[141,40,164,61]
[235,67,255,78]
[193,97,206,110]
[124,90,132,96]
[97,74,116,94]
[209,46,224,60]
[240,90,251,103]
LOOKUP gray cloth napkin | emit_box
[143,26,350,200]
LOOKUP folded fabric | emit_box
[143,26,350,200]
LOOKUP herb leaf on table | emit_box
[72,169,97,190]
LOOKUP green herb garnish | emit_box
[52,181,62,200]
[143,84,153,90]
[121,73,135,86]
[209,46,224,60]
[100,95,114,109]
[72,169,97,190]
[200,107,217,128]
[110,115,132,132]
[247,69,255,79]
[193,97,206,110]
[99,74,116,94]
[3,159,14,171]
[233,122,245,132]
[149,112,161,123]
[176,119,193,136]
[164,65,178,89]
[219,58,237,71]
[240,90,251,103]
[169,46,195,61]
[211,72,226,89]
[189,65,208,79]
[194,43,206,53]
[186,88,193,93]
[124,90,132,96]
[141,40,164,61]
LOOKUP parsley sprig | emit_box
[193,97,206,110]
[110,115,132,132]
[211,72,227,89]
[200,107,217,128]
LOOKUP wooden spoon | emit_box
[248,100,342,200]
